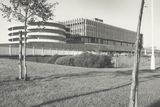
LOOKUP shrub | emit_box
[97,55,113,68]
[74,52,97,67]
[47,54,65,64]
[55,52,113,68]
[55,56,75,66]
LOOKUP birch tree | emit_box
[0,0,58,80]
[129,0,144,107]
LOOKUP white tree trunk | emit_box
[19,31,22,79]
[23,9,28,81]
[129,0,144,107]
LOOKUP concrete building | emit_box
[62,18,142,48]
[8,21,70,43]
[142,47,160,56]
[3,18,143,56]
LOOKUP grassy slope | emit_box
[0,58,160,107]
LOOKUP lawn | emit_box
[0,58,160,107]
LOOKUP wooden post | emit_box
[129,0,144,107]
[19,31,23,79]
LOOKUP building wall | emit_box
[62,18,140,48]
[0,42,135,57]
[6,18,142,53]
[8,22,70,43]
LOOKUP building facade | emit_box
[62,18,141,48]
[8,22,70,43]
[7,18,143,53]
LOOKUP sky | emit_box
[0,0,160,48]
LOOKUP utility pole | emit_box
[19,31,23,79]
[129,0,144,107]
[150,0,155,70]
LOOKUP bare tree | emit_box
[129,0,144,107]
[0,0,58,80]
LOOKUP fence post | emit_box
[56,49,58,54]
[51,49,53,56]
[49,48,51,55]
[41,47,44,56]
[9,45,12,56]
[32,46,35,56]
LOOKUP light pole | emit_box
[150,0,155,70]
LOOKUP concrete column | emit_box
[150,0,155,70]
[9,45,12,56]
[41,48,44,56]
[51,49,53,56]
[84,19,86,36]
[32,46,35,56]
[50,48,52,56]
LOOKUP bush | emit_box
[74,53,95,68]
[47,54,65,64]
[55,56,75,66]
[97,55,113,68]
[55,52,113,68]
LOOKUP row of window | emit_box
[64,19,136,44]
[80,37,134,47]
[65,20,85,27]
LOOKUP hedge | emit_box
[55,52,113,68]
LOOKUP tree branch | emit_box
[0,3,25,22]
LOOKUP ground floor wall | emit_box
[0,42,135,57]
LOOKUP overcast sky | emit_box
[0,0,160,48]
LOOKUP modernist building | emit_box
[8,21,70,43]
[62,18,142,48]
[7,18,143,53]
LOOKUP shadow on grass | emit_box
[147,99,160,107]
[113,70,132,77]
[113,67,160,77]
[144,74,160,79]
[0,77,35,86]
[32,82,131,107]
[31,71,110,82]
[32,77,155,107]
[31,67,160,82]
[0,71,110,84]
[1,67,160,85]
[0,77,22,85]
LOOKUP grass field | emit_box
[0,58,160,107]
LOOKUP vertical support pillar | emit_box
[144,48,147,56]
[32,46,35,56]
[41,47,44,56]
[84,19,87,36]
[49,48,51,56]
[9,45,12,56]
[51,49,53,56]
[150,0,155,70]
